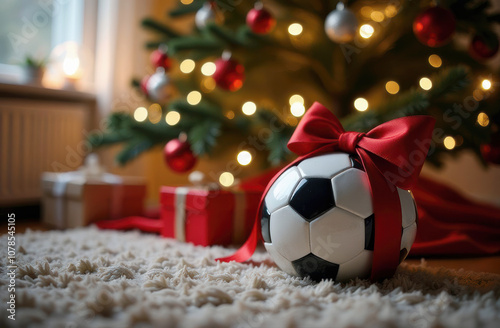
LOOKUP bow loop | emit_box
[338,132,365,154]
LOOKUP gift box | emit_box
[160,185,262,246]
[41,155,146,229]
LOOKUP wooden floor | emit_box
[3,219,500,276]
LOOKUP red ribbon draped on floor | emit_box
[216,102,435,281]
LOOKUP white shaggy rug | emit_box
[1,227,500,328]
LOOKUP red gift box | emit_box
[160,186,262,246]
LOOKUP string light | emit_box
[385,81,400,94]
[286,116,298,126]
[443,136,456,150]
[419,77,432,90]
[477,112,490,127]
[133,107,148,122]
[481,79,492,90]
[148,103,162,124]
[385,5,398,17]
[187,91,202,105]
[242,101,257,115]
[180,59,195,73]
[370,11,385,22]
[165,111,181,126]
[359,24,374,39]
[360,6,373,18]
[180,0,193,4]
[225,110,235,119]
[237,151,252,165]
[428,54,442,68]
[289,94,304,105]
[288,23,303,36]
[354,98,369,111]
[290,102,306,117]
[219,172,235,187]
[201,62,216,76]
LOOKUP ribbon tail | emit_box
[216,217,259,262]
[359,149,402,281]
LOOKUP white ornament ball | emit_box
[324,3,358,43]
[146,68,173,103]
[261,152,418,282]
[195,2,219,29]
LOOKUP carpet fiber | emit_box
[1,227,500,328]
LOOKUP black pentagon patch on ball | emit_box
[289,178,335,222]
[292,253,340,282]
[364,214,375,251]
[261,202,271,243]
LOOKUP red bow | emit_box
[218,102,435,281]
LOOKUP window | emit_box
[0,0,85,83]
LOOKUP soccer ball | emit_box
[261,153,418,282]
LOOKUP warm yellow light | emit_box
[242,101,257,115]
[428,54,442,68]
[354,98,369,111]
[360,24,374,39]
[165,111,181,126]
[201,77,216,93]
[385,5,398,17]
[62,55,80,76]
[180,0,193,4]
[133,107,148,122]
[443,136,456,150]
[226,110,235,119]
[360,6,373,18]
[290,102,306,117]
[370,11,385,22]
[237,151,252,166]
[148,103,162,124]
[473,89,484,101]
[288,23,303,36]
[187,91,202,105]
[477,112,490,127]
[201,62,216,76]
[481,79,492,90]
[385,81,400,94]
[289,94,304,106]
[419,77,432,91]
[180,59,195,73]
[219,172,235,187]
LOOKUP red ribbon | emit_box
[217,102,435,281]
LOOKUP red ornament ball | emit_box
[140,75,150,96]
[481,143,500,165]
[413,6,456,47]
[469,33,499,60]
[150,49,172,70]
[164,138,197,173]
[212,58,245,91]
[246,7,275,34]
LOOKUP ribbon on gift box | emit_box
[217,102,435,281]
[51,154,124,227]
[171,172,249,243]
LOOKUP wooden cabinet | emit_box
[0,83,96,205]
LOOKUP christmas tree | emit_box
[89,0,500,182]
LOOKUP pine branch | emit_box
[206,24,245,47]
[141,18,180,38]
[168,100,226,121]
[116,138,157,165]
[188,120,221,155]
[168,36,223,54]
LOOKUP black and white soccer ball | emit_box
[261,153,418,282]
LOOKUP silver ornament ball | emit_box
[146,68,173,104]
[324,3,358,43]
[195,2,218,29]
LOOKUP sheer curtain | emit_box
[91,0,155,177]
